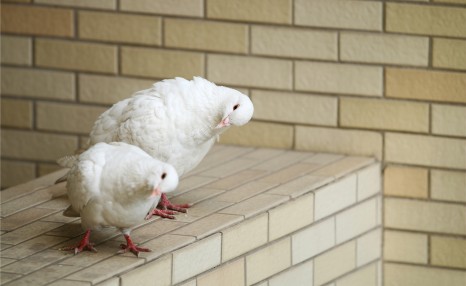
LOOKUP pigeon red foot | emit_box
[145,193,191,220]
[60,229,97,255]
[118,234,151,257]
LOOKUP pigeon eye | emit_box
[161,173,167,180]
[233,104,239,111]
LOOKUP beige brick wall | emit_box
[1,0,465,284]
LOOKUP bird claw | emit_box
[118,243,151,257]
[145,209,177,220]
[60,230,97,255]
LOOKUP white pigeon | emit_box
[87,77,254,218]
[59,142,179,256]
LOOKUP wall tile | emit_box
[1,36,32,66]
[269,260,313,286]
[1,98,33,129]
[336,199,378,244]
[315,175,357,220]
[314,241,356,285]
[197,258,244,286]
[1,160,36,189]
[386,68,466,104]
[35,0,116,9]
[384,230,428,264]
[384,263,466,286]
[208,54,292,89]
[433,38,466,71]
[431,170,466,203]
[356,229,381,266]
[337,263,378,286]
[432,104,466,137]
[431,236,466,269]
[384,166,428,198]
[120,0,203,17]
[295,61,382,96]
[357,163,381,201]
[385,133,466,169]
[120,255,171,286]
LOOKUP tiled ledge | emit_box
[0,145,382,286]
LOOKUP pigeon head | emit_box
[147,163,179,199]
[215,88,254,129]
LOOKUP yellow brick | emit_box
[387,3,466,37]
[341,33,428,66]
[432,104,466,137]
[222,214,268,262]
[337,263,378,286]
[384,230,428,264]
[340,97,428,133]
[384,263,466,286]
[0,4,73,37]
[385,198,466,235]
[314,241,356,285]
[37,102,107,134]
[252,90,337,126]
[296,126,382,160]
[120,255,171,286]
[434,0,466,3]
[252,26,337,60]
[0,160,35,189]
[79,74,153,105]
[36,39,117,73]
[220,121,293,149]
[433,38,466,71]
[1,130,78,161]
[121,47,204,79]
[120,0,203,17]
[207,0,292,24]
[208,54,292,89]
[383,166,428,198]
[197,258,244,286]
[36,0,116,9]
[386,68,466,104]
[385,133,466,169]
[431,170,466,203]
[295,62,382,96]
[269,260,313,286]
[1,99,33,129]
[79,11,161,45]
[431,236,466,269]
[1,67,75,100]
[246,238,291,285]
[295,0,382,30]
[165,19,248,53]
[2,0,31,3]
[1,36,32,66]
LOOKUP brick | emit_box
[432,104,466,137]
[268,175,332,198]
[252,150,311,172]
[165,19,248,53]
[269,260,313,286]
[222,214,268,262]
[246,238,291,285]
[1,208,57,231]
[259,163,321,184]
[296,126,382,160]
[1,98,33,128]
[384,230,427,264]
[251,90,337,126]
[112,219,186,244]
[385,198,466,235]
[48,280,93,286]
[215,181,278,203]
[386,3,466,37]
[120,255,171,286]
[357,163,381,201]
[311,156,374,178]
[197,258,244,286]
[314,175,356,220]
[207,0,291,24]
[433,38,466,71]
[1,67,75,100]
[0,4,73,37]
[204,169,266,190]
[386,68,466,104]
[384,263,466,286]
[383,166,428,198]
[172,234,221,284]
[1,35,32,65]
[79,11,161,45]
[79,74,153,105]
[9,264,83,286]
[36,39,117,73]
[36,102,106,134]
[252,26,337,60]
[295,0,382,30]
[0,273,22,285]
[121,0,203,17]
[340,97,429,133]
[36,0,116,9]
[385,133,466,169]
[172,213,242,239]
[314,241,356,285]
[357,228,381,266]
[337,263,378,286]
[269,193,314,240]
[126,234,194,263]
[336,199,378,244]
[0,160,35,189]
[431,170,466,203]
[121,47,204,79]
[220,194,288,219]
[434,0,466,3]
[292,217,335,264]
[431,236,466,269]
[295,61,382,96]
[341,33,428,66]
[1,249,65,275]
[38,163,62,177]
[220,121,294,149]
[208,54,292,89]
[200,158,257,178]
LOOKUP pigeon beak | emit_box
[215,116,231,129]
[149,187,161,198]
